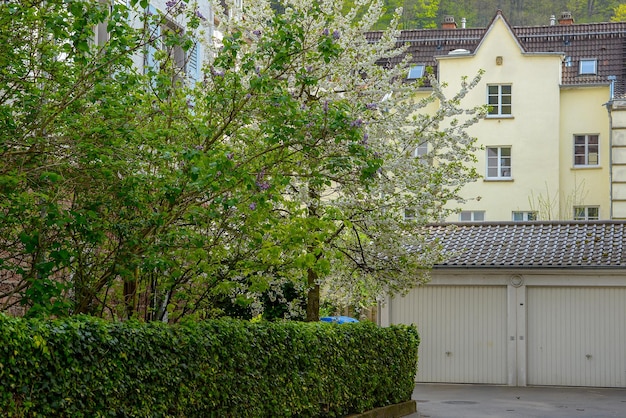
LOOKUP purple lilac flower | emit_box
[366,103,377,110]
[195,9,206,20]
[306,65,312,72]
[323,101,329,112]
[361,133,369,144]
[351,118,363,127]
[253,30,262,37]
[166,0,177,9]
[249,202,257,210]
[332,30,340,40]
[256,181,270,191]
[227,152,234,160]
[322,28,329,36]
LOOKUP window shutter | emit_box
[187,40,202,84]
[145,4,159,74]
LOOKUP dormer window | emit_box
[407,64,425,80]
[579,59,597,75]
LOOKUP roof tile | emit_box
[368,19,626,96]
[426,221,626,269]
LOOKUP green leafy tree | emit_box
[611,4,626,21]
[399,0,441,29]
[565,0,621,22]
[0,0,484,321]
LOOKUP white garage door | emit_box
[390,285,508,384]
[527,287,626,387]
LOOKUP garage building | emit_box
[380,221,626,387]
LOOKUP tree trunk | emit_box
[587,0,595,18]
[306,267,320,322]
[123,266,139,319]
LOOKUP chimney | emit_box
[461,17,467,29]
[550,15,556,25]
[442,15,457,29]
[558,11,574,25]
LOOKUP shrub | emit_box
[0,315,419,417]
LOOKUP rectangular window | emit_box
[579,59,597,75]
[512,211,537,221]
[487,84,512,116]
[574,206,599,220]
[94,0,130,47]
[459,211,485,222]
[486,147,511,179]
[414,143,428,157]
[574,134,599,166]
[143,5,203,88]
[161,19,186,72]
[407,64,425,80]
[413,143,428,164]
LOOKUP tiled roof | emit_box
[366,13,626,96]
[426,221,626,269]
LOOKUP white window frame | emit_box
[459,211,485,222]
[579,59,597,75]
[486,146,512,179]
[407,64,425,80]
[573,134,599,167]
[574,206,599,220]
[487,84,512,117]
[512,211,537,221]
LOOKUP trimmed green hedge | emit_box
[0,315,419,417]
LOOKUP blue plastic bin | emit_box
[320,316,359,324]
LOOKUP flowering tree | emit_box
[204,0,486,320]
[0,0,484,321]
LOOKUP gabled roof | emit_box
[427,221,626,269]
[366,11,626,96]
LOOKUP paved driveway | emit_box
[407,383,626,418]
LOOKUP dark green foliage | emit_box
[0,315,419,417]
[317,0,624,29]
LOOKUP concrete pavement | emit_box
[406,383,626,418]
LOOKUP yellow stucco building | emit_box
[390,11,626,221]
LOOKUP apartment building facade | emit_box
[372,11,626,221]
[97,0,245,79]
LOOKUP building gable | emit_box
[367,11,626,97]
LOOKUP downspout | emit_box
[605,76,616,219]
